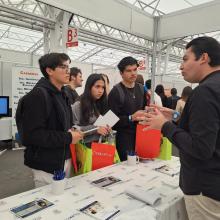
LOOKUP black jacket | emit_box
[63,85,79,105]
[23,78,72,174]
[162,71,220,201]
[108,82,146,161]
[166,95,180,110]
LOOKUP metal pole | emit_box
[150,16,159,104]
[163,44,171,76]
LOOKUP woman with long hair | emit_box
[176,86,193,114]
[155,84,168,107]
[72,74,110,145]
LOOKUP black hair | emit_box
[171,88,177,96]
[70,67,81,76]
[145,79,151,90]
[186,36,220,67]
[38,53,71,78]
[101,74,110,84]
[136,74,144,85]
[117,56,139,73]
[155,84,165,96]
[80,74,108,125]
[181,86,192,101]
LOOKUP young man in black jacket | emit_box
[108,57,146,161]
[142,37,220,219]
[64,67,83,105]
[22,53,83,187]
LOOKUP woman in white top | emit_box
[144,79,162,107]
[176,86,193,114]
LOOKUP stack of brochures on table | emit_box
[154,164,180,177]
[125,187,161,206]
[162,176,179,189]
[91,176,122,188]
[79,200,120,220]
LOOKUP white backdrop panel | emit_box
[2,63,13,103]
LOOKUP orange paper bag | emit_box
[135,124,161,158]
[91,142,115,170]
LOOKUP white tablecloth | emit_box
[0,157,188,220]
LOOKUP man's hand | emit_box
[70,130,83,144]
[131,110,146,121]
[147,104,174,121]
[140,108,168,131]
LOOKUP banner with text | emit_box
[12,66,42,138]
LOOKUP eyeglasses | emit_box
[57,64,70,72]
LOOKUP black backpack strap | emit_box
[35,87,52,118]
[115,83,144,105]
[115,83,125,105]
[137,83,144,96]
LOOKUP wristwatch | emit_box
[172,111,180,122]
[128,115,133,122]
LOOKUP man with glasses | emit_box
[22,53,83,187]
[108,56,146,161]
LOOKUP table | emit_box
[0,117,12,140]
[0,157,188,220]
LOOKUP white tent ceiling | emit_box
[124,0,212,15]
[0,0,219,77]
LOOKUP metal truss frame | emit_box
[132,0,165,16]
[1,0,217,75]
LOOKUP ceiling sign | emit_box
[66,28,78,48]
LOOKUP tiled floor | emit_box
[0,149,34,199]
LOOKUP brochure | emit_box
[82,127,98,136]
[94,110,119,128]
[10,198,54,218]
[125,187,161,206]
[154,164,180,177]
[91,176,121,188]
[80,200,120,220]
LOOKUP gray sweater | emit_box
[71,101,100,144]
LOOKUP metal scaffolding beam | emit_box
[0,0,196,72]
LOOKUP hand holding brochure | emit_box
[125,187,161,206]
[94,110,119,127]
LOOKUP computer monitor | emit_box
[0,96,9,117]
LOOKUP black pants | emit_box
[116,131,136,161]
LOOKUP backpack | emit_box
[115,83,144,105]
[15,87,51,144]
